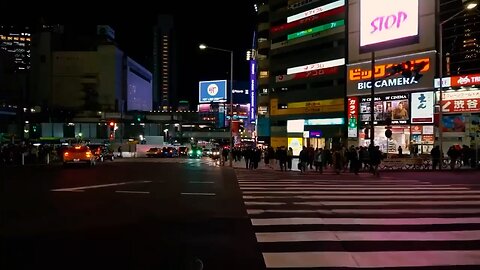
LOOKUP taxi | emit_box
[63,145,96,166]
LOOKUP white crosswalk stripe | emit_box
[236,169,480,269]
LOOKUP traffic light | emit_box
[109,122,115,140]
[134,114,145,123]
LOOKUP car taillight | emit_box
[86,151,92,157]
[64,152,69,156]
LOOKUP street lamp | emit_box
[438,0,477,160]
[199,43,234,167]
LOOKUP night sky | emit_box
[5,2,257,106]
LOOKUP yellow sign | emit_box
[288,137,303,156]
[271,137,288,148]
[271,98,344,116]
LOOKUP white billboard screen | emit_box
[360,0,419,48]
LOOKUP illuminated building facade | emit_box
[0,25,31,71]
[441,0,480,75]
[256,0,347,151]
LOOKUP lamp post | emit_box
[438,1,477,161]
[199,44,234,167]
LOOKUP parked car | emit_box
[163,147,178,158]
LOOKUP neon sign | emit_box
[287,19,345,40]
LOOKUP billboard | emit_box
[441,90,480,113]
[347,51,435,96]
[287,58,345,75]
[360,0,419,52]
[249,60,257,122]
[287,0,345,23]
[411,92,434,123]
[359,94,410,125]
[434,73,480,88]
[347,97,359,138]
[199,80,227,103]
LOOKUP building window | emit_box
[259,71,269,78]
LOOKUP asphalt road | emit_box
[0,158,264,270]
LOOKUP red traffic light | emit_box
[109,122,115,127]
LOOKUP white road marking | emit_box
[256,230,480,242]
[241,187,469,190]
[251,217,480,226]
[263,250,480,268]
[115,190,150,194]
[242,190,480,195]
[189,181,214,184]
[243,194,480,200]
[181,192,215,196]
[248,208,480,215]
[245,202,286,206]
[294,200,480,206]
[51,181,152,192]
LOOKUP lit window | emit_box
[259,71,269,78]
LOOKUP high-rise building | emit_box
[0,25,31,71]
[441,0,480,75]
[255,0,347,151]
[153,15,177,111]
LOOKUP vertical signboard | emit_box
[250,60,257,122]
[347,97,359,138]
[411,92,434,123]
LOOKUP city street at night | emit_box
[2,158,480,269]
[0,159,264,270]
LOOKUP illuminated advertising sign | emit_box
[434,73,480,88]
[411,92,434,123]
[360,94,410,125]
[347,97,359,138]
[441,90,480,113]
[305,118,344,125]
[199,80,227,103]
[250,60,257,122]
[272,6,345,33]
[287,120,304,133]
[360,0,419,51]
[288,0,345,23]
[276,67,338,83]
[288,137,303,156]
[287,58,345,75]
[347,51,435,95]
[287,19,345,40]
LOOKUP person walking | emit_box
[287,147,293,171]
[314,148,323,173]
[298,146,308,173]
[431,145,441,171]
[398,146,403,156]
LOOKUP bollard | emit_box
[22,152,25,165]
[46,153,50,165]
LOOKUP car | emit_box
[63,145,96,166]
[188,147,203,159]
[178,146,188,156]
[209,148,221,159]
[162,147,178,158]
[146,147,162,158]
[88,144,114,162]
[202,148,212,157]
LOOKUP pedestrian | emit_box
[398,145,403,156]
[298,146,308,173]
[287,147,293,171]
[118,145,122,158]
[314,148,323,173]
[431,145,440,170]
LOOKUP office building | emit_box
[441,0,480,75]
[153,15,177,111]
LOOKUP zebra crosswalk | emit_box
[235,170,480,269]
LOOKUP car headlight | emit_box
[188,150,193,154]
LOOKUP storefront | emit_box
[353,92,435,155]
[434,74,480,151]
[286,118,344,154]
[347,51,437,155]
